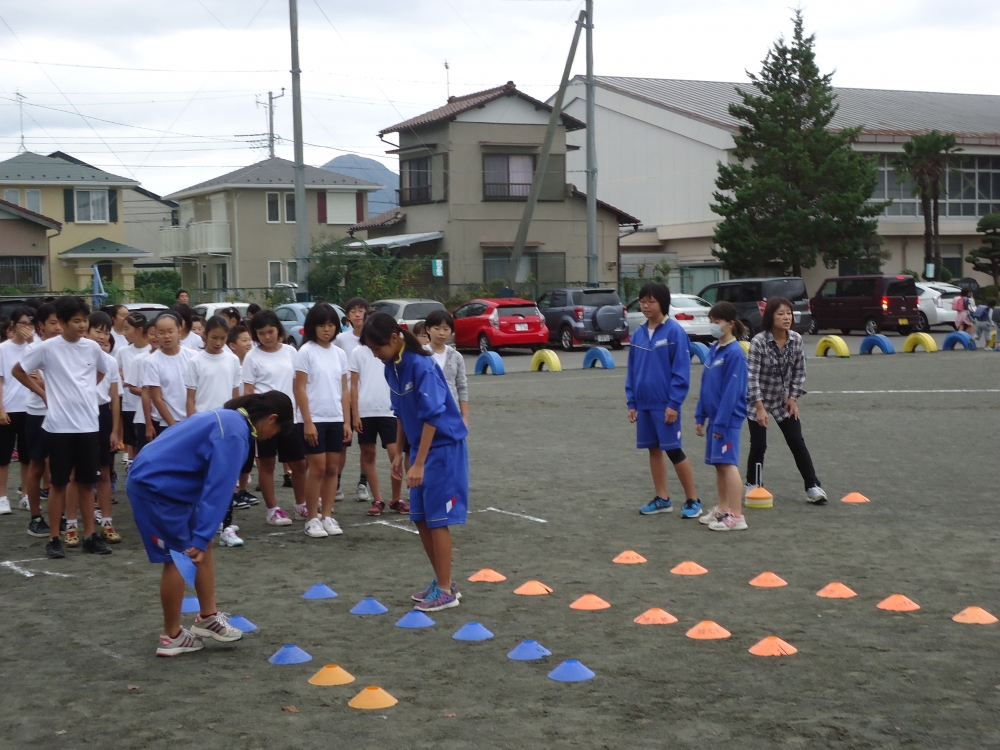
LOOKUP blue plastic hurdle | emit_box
[689,342,709,364]
[859,334,895,355]
[475,351,505,375]
[942,331,976,351]
[582,347,615,369]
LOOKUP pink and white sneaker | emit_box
[708,512,748,531]
[266,507,292,526]
[156,628,204,657]
[191,612,243,642]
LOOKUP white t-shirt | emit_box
[111,329,128,353]
[18,336,109,434]
[431,349,447,371]
[117,344,150,412]
[22,339,47,416]
[335,329,362,359]
[349,345,394,419]
[294,341,348,423]
[185,349,242,413]
[242,344,297,400]
[97,351,120,406]
[0,339,30,413]
[129,353,159,424]
[142,347,196,423]
[180,333,205,350]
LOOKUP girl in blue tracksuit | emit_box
[126,391,293,657]
[695,301,749,532]
[625,282,701,518]
[361,312,469,614]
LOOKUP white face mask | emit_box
[709,322,724,338]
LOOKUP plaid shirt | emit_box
[746,330,806,422]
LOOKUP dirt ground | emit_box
[2,345,999,749]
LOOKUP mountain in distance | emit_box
[322,154,398,217]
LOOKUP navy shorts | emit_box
[635,408,683,451]
[408,440,469,529]
[705,424,741,466]
[298,422,344,455]
[0,412,27,466]
[256,426,306,463]
[24,414,48,462]
[98,403,116,468]
[48,431,100,485]
[358,416,396,448]
[121,411,136,446]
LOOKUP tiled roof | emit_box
[0,152,138,186]
[58,237,150,258]
[48,152,177,206]
[0,198,61,230]
[380,81,586,135]
[349,207,405,232]
[571,188,640,226]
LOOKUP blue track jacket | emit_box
[695,341,748,431]
[625,319,691,412]
[386,348,469,450]
[127,409,251,551]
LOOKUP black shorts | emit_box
[48,431,100,485]
[298,422,344,456]
[0,412,28,466]
[241,442,255,475]
[98,404,116,468]
[357,416,397,448]
[256,427,306,463]
[133,419,162,453]
[24,414,49,462]
[121,410,136,445]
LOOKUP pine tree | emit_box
[966,213,1000,287]
[711,11,886,276]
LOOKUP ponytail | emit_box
[224,391,293,436]
[359,312,431,356]
[708,301,747,340]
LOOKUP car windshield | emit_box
[674,296,711,309]
[763,278,808,301]
[497,305,539,317]
[401,302,444,319]
[571,290,621,306]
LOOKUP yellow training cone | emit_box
[613,550,647,564]
[348,686,398,710]
[308,664,355,686]
[952,606,998,625]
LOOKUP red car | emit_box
[452,298,549,352]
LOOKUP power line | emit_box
[0,57,284,74]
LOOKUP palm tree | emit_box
[892,131,961,280]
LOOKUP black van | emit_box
[697,277,812,336]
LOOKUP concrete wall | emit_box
[124,188,174,261]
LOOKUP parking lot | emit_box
[1,341,998,749]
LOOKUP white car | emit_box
[193,302,250,321]
[914,282,960,331]
[371,298,446,330]
[626,294,713,341]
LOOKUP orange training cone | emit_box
[877,594,920,612]
[634,608,678,625]
[308,665,356,686]
[613,550,647,564]
[745,486,773,509]
[952,606,998,625]
[348,686,398,710]
[671,561,708,576]
[686,620,731,639]
[569,594,611,610]
[748,636,797,656]
[749,572,787,588]
[514,580,553,596]
[841,492,870,503]
[469,568,506,583]
[816,582,857,599]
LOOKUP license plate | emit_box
[898,318,908,325]
[515,323,528,331]
[695,317,707,323]
[597,334,611,342]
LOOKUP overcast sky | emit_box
[1,0,997,196]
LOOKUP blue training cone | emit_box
[350,597,388,615]
[181,596,200,614]
[268,644,312,665]
[507,639,552,661]
[228,615,257,633]
[169,550,197,587]
[548,659,595,682]
[395,611,435,629]
[453,622,494,641]
[302,583,338,600]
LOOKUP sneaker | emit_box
[191,612,244,643]
[241,490,259,506]
[411,580,462,602]
[680,499,702,519]
[321,517,343,536]
[389,499,409,514]
[335,487,344,501]
[219,526,244,547]
[699,506,724,525]
[82,533,113,554]
[708,512,748,532]
[27,516,50,538]
[18,496,29,511]
[304,518,328,538]
[293,503,308,521]
[121,454,130,466]
[156,628,204,657]
[64,527,80,547]
[414,585,460,612]
[282,472,293,488]
[366,500,385,517]
[744,483,758,499]
[99,522,122,543]
[806,486,828,505]
[639,497,672,515]
[231,493,251,511]
[266,507,292,526]
[40,487,49,501]
[45,537,65,559]
[0,496,10,515]
[93,508,102,522]
[357,482,372,502]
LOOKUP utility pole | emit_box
[16,90,26,153]
[259,88,285,158]
[444,60,450,99]
[288,0,309,300]
[585,0,598,287]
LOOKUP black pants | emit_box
[746,417,820,491]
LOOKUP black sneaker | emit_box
[82,534,112,555]
[231,492,251,511]
[27,516,50,538]
[59,515,67,533]
[282,473,293,488]
[46,537,65,559]
[240,490,259,506]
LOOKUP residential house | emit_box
[0,152,149,291]
[0,198,60,288]
[163,157,381,297]
[351,81,638,290]
[558,77,1000,294]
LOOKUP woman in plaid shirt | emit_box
[745,297,826,504]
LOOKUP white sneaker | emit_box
[806,486,828,504]
[699,505,722,525]
[335,487,344,501]
[266,507,292,526]
[0,496,10,515]
[357,483,371,502]
[156,628,204,657]
[220,526,244,547]
[708,512,748,531]
[304,517,328,538]
[321,516,343,536]
[293,503,308,520]
[191,612,244,643]
[18,495,29,510]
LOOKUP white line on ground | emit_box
[352,520,420,535]
[476,506,547,523]
[1,560,73,578]
[812,389,1000,394]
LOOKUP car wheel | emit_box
[809,318,820,335]
[286,336,298,349]
[898,326,913,336]
[840,328,851,335]
[610,339,624,350]
[477,333,492,353]
[864,318,880,335]
[916,312,929,332]
[560,327,576,352]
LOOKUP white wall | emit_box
[123,188,175,261]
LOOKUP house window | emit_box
[284,193,296,223]
[483,154,534,199]
[3,189,18,205]
[400,157,431,204]
[287,260,297,284]
[266,192,280,223]
[216,263,228,290]
[870,154,1000,218]
[483,249,565,284]
[268,261,283,287]
[0,257,44,288]
[25,190,40,214]
[75,189,108,223]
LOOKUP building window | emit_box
[0,257,44,288]
[400,157,431,204]
[483,154,534,200]
[268,261,282,287]
[25,190,40,214]
[483,249,565,284]
[75,189,108,223]
[266,192,280,223]
[871,154,1000,218]
[284,193,296,223]
[216,263,228,290]
[3,189,18,205]
[287,260,297,284]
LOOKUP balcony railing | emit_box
[484,182,532,200]
[160,221,231,257]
